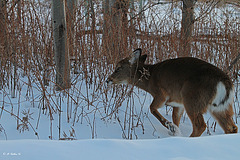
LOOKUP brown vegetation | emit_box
[0,0,239,139]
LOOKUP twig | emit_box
[0,106,39,139]
[228,53,240,71]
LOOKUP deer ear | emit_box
[129,48,142,65]
[139,54,147,64]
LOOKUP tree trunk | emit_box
[103,0,129,59]
[180,0,195,57]
[114,0,129,52]
[0,0,6,88]
[103,0,110,55]
[0,0,6,49]
[66,0,77,74]
[66,0,76,58]
[89,0,97,51]
[52,0,71,91]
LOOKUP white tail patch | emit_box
[209,82,234,112]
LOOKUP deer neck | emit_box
[130,64,152,93]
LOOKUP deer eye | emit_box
[115,67,121,72]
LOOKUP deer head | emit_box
[106,48,147,85]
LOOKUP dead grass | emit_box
[0,0,239,139]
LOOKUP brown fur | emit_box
[107,49,238,137]
[172,107,184,127]
[211,104,238,134]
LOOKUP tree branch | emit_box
[228,53,240,71]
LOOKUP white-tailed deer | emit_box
[106,48,238,137]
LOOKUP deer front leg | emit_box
[150,98,181,136]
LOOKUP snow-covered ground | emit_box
[0,1,240,160]
[0,57,240,159]
[1,134,240,160]
[0,80,240,160]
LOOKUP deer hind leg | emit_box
[210,104,238,134]
[172,107,184,127]
[187,111,206,137]
[183,100,206,137]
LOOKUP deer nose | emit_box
[106,78,113,85]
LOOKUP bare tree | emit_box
[52,0,71,90]
[66,0,76,57]
[0,0,6,49]
[103,0,129,57]
[179,0,195,57]
[0,0,6,88]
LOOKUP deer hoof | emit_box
[165,122,182,136]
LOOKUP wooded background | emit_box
[0,0,239,139]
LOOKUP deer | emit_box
[106,48,238,137]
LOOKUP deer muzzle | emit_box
[106,77,113,85]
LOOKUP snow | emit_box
[0,1,240,160]
[1,76,240,159]
[0,134,240,160]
